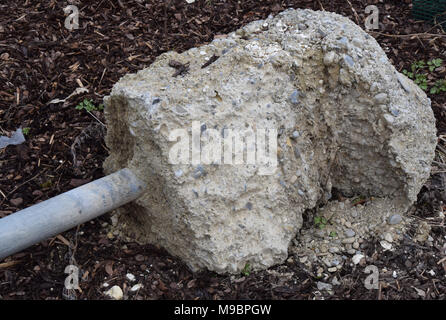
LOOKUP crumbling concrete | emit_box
[103,9,437,274]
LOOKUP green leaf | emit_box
[242,263,251,276]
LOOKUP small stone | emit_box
[292,131,300,138]
[130,284,143,292]
[317,281,332,291]
[345,221,352,228]
[392,271,397,278]
[126,273,136,282]
[342,237,355,244]
[299,256,308,264]
[352,253,364,265]
[105,285,123,300]
[331,258,341,266]
[383,114,395,124]
[338,36,348,47]
[174,169,183,177]
[329,247,339,253]
[135,254,145,262]
[380,240,392,251]
[396,72,412,93]
[298,23,307,30]
[347,249,356,255]
[344,229,355,237]
[289,89,300,105]
[10,198,23,206]
[352,241,359,249]
[374,93,388,104]
[193,165,207,179]
[317,28,327,38]
[390,108,400,117]
[343,54,354,67]
[323,51,336,66]
[328,267,337,273]
[388,214,402,225]
[331,276,341,286]
[384,233,393,243]
[32,190,43,197]
[352,38,363,47]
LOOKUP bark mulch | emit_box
[0,0,445,300]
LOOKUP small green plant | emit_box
[314,216,328,229]
[329,231,337,238]
[75,99,104,112]
[430,79,446,94]
[40,180,53,189]
[403,58,444,93]
[242,263,251,276]
[22,127,30,135]
[428,58,443,72]
[414,73,428,91]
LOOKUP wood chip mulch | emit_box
[0,0,445,300]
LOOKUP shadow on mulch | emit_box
[0,0,445,300]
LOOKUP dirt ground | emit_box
[0,0,445,300]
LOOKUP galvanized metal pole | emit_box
[0,168,146,261]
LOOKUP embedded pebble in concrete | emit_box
[344,229,355,237]
[388,214,402,225]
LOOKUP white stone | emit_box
[352,254,364,265]
[384,233,393,243]
[105,285,123,300]
[130,284,143,292]
[126,273,136,282]
[380,240,393,251]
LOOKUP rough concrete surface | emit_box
[103,9,437,274]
